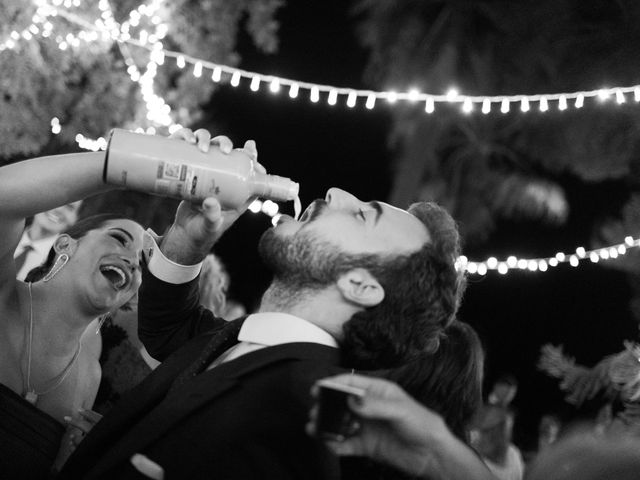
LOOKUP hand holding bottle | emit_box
[103,126,298,265]
[156,128,263,264]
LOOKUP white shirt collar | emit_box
[238,312,339,349]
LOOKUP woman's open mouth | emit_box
[100,265,128,290]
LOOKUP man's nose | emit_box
[325,187,361,208]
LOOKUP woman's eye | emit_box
[111,233,127,246]
[358,209,367,221]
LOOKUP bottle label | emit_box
[153,161,193,199]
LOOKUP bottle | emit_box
[103,128,299,208]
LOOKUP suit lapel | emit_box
[87,374,239,479]
[61,333,212,478]
[83,343,341,479]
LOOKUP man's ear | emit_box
[53,234,77,256]
[336,268,385,307]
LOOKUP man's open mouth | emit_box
[299,200,324,222]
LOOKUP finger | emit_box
[253,160,267,174]
[68,431,85,448]
[169,128,196,143]
[78,408,103,423]
[243,140,258,161]
[194,128,212,152]
[346,419,362,437]
[202,197,224,226]
[310,384,320,398]
[325,439,360,457]
[211,135,233,154]
[309,404,318,421]
[63,416,93,434]
[145,228,161,243]
[316,374,373,391]
[130,454,164,480]
[305,420,317,437]
[143,230,159,264]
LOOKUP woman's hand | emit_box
[64,408,103,449]
[53,408,103,471]
[306,374,447,478]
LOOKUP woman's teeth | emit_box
[100,265,127,289]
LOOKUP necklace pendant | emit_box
[24,390,38,405]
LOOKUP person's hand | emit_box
[160,128,262,264]
[306,374,448,478]
[53,408,103,471]
[63,408,103,449]
[131,454,164,479]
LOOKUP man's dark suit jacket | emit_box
[58,269,343,479]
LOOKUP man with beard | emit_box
[57,130,464,480]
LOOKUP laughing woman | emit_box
[0,153,146,479]
[0,128,222,479]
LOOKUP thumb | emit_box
[201,197,224,229]
[325,438,362,457]
[131,454,164,480]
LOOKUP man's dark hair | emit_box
[341,201,466,369]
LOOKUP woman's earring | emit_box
[95,314,109,335]
[42,253,69,282]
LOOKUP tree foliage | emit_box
[1,0,282,230]
[0,0,283,159]
[353,0,640,246]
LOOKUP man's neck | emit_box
[258,282,357,342]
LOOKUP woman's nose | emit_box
[122,255,140,272]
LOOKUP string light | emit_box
[366,93,376,109]
[346,91,357,108]
[15,0,640,129]
[482,98,491,114]
[425,97,435,113]
[456,236,640,276]
[9,1,640,228]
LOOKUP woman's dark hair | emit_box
[25,213,130,283]
[378,320,484,443]
[342,321,484,480]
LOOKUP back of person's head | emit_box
[30,200,83,237]
[538,414,562,450]
[341,201,466,370]
[25,213,130,283]
[470,402,515,463]
[488,373,518,407]
[378,320,484,442]
[198,253,230,316]
[526,429,640,480]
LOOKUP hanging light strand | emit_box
[16,2,640,119]
[456,236,640,276]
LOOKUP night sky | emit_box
[200,0,638,449]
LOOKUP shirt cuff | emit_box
[146,236,203,284]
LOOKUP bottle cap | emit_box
[263,175,300,202]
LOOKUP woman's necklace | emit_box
[23,282,82,405]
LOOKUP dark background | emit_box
[199,0,638,450]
